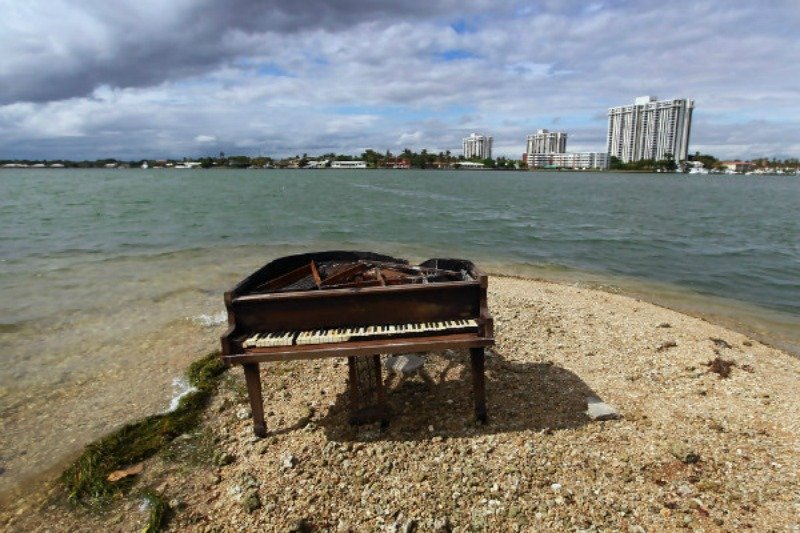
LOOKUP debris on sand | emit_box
[586,396,621,421]
[706,357,735,378]
[710,337,732,349]
[656,340,677,352]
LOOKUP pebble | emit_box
[281,452,298,469]
[169,498,186,511]
[586,396,621,421]
[242,490,261,513]
[214,452,235,467]
[669,442,700,464]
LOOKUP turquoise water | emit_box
[0,168,798,502]
[3,168,799,315]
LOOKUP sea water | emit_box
[1,168,798,503]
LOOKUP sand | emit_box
[3,276,799,531]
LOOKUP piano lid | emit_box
[232,251,480,296]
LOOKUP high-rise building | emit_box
[526,129,567,154]
[607,96,694,163]
[463,133,493,160]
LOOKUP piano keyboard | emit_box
[243,319,479,348]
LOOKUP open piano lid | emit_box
[233,250,480,295]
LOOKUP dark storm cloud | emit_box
[0,0,493,104]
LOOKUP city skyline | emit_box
[1,1,799,161]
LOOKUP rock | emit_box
[241,472,259,489]
[281,452,298,469]
[297,406,315,426]
[214,452,235,467]
[289,518,313,532]
[401,519,418,533]
[710,337,732,349]
[586,396,621,421]
[656,341,677,352]
[236,407,251,420]
[670,442,700,464]
[508,505,521,518]
[432,517,452,532]
[657,322,671,328]
[242,490,261,513]
[169,498,186,511]
[470,515,486,531]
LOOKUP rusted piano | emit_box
[220,251,494,437]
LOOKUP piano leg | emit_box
[243,363,267,437]
[470,347,487,423]
[347,355,389,427]
[373,354,389,429]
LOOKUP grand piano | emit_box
[220,251,494,437]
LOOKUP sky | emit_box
[1,0,799,161]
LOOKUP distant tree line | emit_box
[609,154,678,172]
[4,151,798,171]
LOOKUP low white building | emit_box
[331,160,367,169]
[527,152,609,170]
[456,161,485,169]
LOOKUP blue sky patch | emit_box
[450,20,470,34]
[256,64,290,77]
[435,49,478,62]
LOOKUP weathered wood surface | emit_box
[220,251,494,437]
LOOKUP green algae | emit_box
[141,489,169,533]
[60,351,227,507]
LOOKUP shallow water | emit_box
[0,168,798,503]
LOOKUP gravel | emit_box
[3,276,799,531]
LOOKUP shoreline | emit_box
[484,268,800,360]
[2,275,799,530]
[0,254,797,502]
[0,264,798,507]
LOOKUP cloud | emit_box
[0,0,799,159]
[0,0,492,104]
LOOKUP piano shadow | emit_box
[317,348,600,443]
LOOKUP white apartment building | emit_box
[607,96,694,163]
[526,129,567,154]
[462,132,493,160]
[527,152,609,170]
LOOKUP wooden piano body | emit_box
[220,251,494,437]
